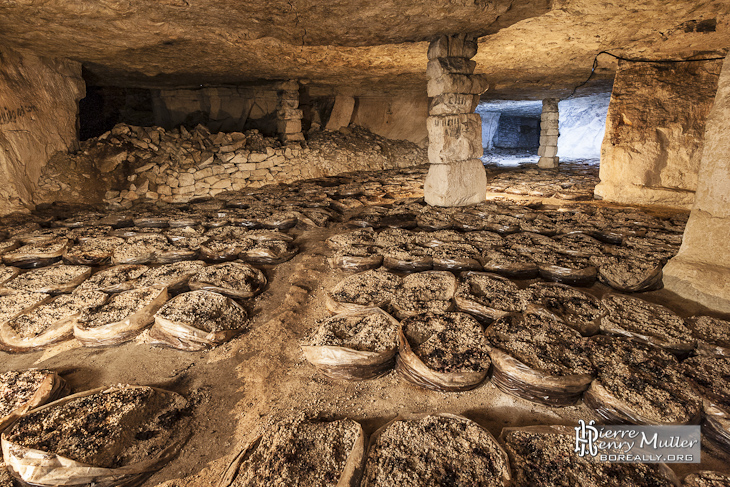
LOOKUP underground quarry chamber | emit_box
[0,2,730,486]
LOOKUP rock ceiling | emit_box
[0,0,729,99]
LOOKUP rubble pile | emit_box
[36,124,427,208]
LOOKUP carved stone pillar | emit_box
[276,80,304,144]
[424,34,488,207]
[537,98,559,169]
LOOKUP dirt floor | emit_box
[0,162,729,486]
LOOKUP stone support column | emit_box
[276,80,304,144]
[424,34,488,207]
[663,54,730,313]
[538,98,559,168]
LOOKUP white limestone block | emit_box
[424,159,487,206]
[427,74,489,97]
[277,119,302,134]
[325,95,356,131]
[429,93,479,115]
[277,108,304,120]
[538,156,559,168]
[538,145,558,157]
[427,34,478,60]
[427,114,482,163]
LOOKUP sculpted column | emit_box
[424,34,488,206]
[276,80,305,144]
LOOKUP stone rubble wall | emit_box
[0,48,84,216]
[423,34,487,207]
[35,123,426,208]
[595,59,722,209]
[664,53,730,313]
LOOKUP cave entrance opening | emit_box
[78,85,155,141]
[476,100,542,166]
[476,94,610,168]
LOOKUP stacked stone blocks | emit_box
[276,80,305,144]
[538,98,560,168]
[424,34,488,207]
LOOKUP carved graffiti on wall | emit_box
[0,105,37,125]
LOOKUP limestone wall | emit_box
[595,59,722,209]
[664,54,730,313]
[475,110,500,150]
[152,88,430,147]
[350,95,429,146]
[0,48,84,215]
[557,94,610,160]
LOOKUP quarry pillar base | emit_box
[424,159,487,207]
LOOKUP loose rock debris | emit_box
[0,369,67,430]
[3,265,91,295]
[1,290,108,351]
[600,294,695,355]
[397,312,491,392]
[327,268,401,314]
[151,290,249,351]
[683,471,730,487]
[486,308,595,406]
[682,354,730,455]
[74,285,169,347]
[586,336,701,425]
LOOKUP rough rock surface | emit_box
[350,95,429,146]
[477,2,729,100]
[0,0,537,94]
[664,53,730,313]
[557,94,610,160]
[0,48,84,215]
[595,59,722,209]
[0,1,727,99]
